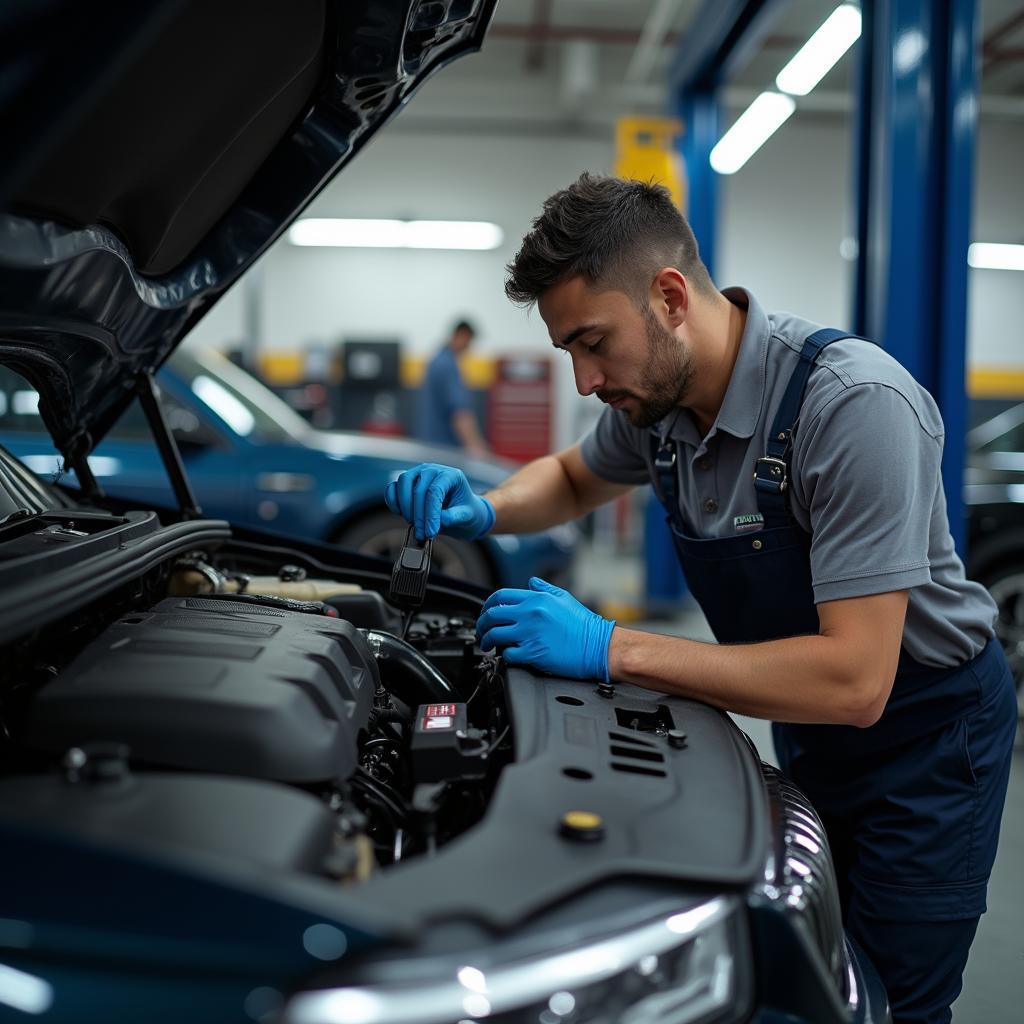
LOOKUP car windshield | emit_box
[169,349,312,445]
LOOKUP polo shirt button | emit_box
[704,498,718,513]
[698,457,712,470]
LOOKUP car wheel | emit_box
[980,562,1024,720]
[333,510,493,587]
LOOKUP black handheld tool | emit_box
[388,526,433,637]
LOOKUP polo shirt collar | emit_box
[655,286,770,448]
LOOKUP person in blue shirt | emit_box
[413,320,489,456]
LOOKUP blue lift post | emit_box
[853,0,979,553]
[641,90,722,615]
[643,0,789,614]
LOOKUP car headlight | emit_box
[285,896,747,1024]
[757,764,845,990]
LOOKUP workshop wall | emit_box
[258,131,613,356]
[186,115,1024,402]
[717,113,852,327]
[969,117,1024,369]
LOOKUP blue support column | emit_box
[854,0,979,553]
[642,91,721,613]
[680,91,720,277]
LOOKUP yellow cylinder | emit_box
[614,116,687,210]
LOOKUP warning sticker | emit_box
[420,703,459,731]
[423,704,457,718]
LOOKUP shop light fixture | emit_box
[710,5,861,176]
[968,243,1024,272]
[775,5,862,96]
[288,218,504,250]
[710,91,796,174]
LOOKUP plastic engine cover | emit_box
[0,771,337,875]
[26,597,378,782]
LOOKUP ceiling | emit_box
[398,0,1024,135]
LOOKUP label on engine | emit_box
[420,703,459,731]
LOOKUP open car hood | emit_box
[0,0,496,462]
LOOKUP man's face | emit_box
[538,275,694,429]
[451,327,475,352]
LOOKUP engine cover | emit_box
[0,770,338,875]
[26,597,377,782]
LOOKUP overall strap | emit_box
[753,328,859,526]
[650,432,688,535]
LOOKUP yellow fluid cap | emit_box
[560,810,605,841]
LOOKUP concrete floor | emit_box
[573,542,1024,1022]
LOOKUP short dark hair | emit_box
[451,319,476,337]
[505,172,715,308]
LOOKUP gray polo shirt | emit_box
[581,287,996,667]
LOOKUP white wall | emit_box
[260,130,614,354]
[717,113,853,326]
[186,128,617,449]
[186,109,1024,445]
[969,119,1024,367]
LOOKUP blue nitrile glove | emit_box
[476,577,615,682]
[384,463,495,541]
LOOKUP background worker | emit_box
[412,318,488,457]
[386,174,1017,1024]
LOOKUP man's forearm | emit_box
[484,454,585,533]
[608,628,894,727]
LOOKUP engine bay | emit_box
[0,518,766,937]
[0,539,512,887]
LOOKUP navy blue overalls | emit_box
[651,329,1017,1024]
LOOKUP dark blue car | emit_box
[0,349,576,589]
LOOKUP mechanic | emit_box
[386,174,1017,1024]
[412,318,489,457]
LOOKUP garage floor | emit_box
[573,541,1024,1023]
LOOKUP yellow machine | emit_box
[614,115,687,209]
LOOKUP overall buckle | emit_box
[753,456,788,493]
[654,445,676,470]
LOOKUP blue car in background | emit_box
[0,348,575,589]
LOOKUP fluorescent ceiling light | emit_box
[291,219,405,247]
[710,91,796,175]
[288,219,503,250]
[776,4,862,96]
[968,243,1024,271]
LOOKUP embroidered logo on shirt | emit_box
[733,513,765,533]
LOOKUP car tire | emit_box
[333,510,493,588]
[978,561,1024,721]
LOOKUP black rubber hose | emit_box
[362,630,458,703]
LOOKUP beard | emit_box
[598,307,695,429]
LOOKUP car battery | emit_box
[411,703,488,783]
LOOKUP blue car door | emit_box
[0,366,245,514]
[100,380,248,516]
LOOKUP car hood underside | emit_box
[0,0,496,462]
